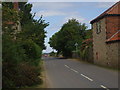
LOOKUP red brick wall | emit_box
[107,1,120,14]
[106,16,120,39]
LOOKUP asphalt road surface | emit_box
[43,57,119,89]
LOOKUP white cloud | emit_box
[42,44,53,53]
[61,11,85,24]
[31,2,74,10]
[64,15,85,23]
[36,10,66,17]
[63,15,91,29]
[31,2,76,17]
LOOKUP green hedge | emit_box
[2,35,27,64]
[2,36,42,88]
[22,40,42,66]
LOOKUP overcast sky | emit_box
[28,2,116,53]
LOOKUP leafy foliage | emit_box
[2,35,26,64]
[22,40,42,66]
[2,62,42,88]
[2,2,48,88]
[49,19,88,58]
[80,29,93,61]
[20,17,49,49]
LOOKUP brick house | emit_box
[90,1,120,68]
[3,2,21,40]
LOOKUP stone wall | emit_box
[87,47,94,63]
[106,42,120,68]
[92,18,107,66]
[92,17,120,68]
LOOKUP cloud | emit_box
[96,2,116,8]
[29,0,118,2]
[63,15,91,29]
[61,11,85,24]
[31,2,74,10]
[36,10,66,17]
[42,44,53,53]
[31,2,76,17]
[64,15,85,23]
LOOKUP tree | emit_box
[17,2,49,50]
[49,19,88,58]
[2,2,49,88]
[18,2,33,26]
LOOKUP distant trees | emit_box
[2,2,49,88]
[49,51,57,57]
[49,19,88,58]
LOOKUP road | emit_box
[43,57,118,89]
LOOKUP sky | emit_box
[28,1,116,53]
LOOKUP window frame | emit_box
[96,21,101,34]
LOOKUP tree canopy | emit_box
[49,19,88,57]
[2,2,49,88]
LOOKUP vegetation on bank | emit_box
[2,2,49,88]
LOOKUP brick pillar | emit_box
[13,2,19,10]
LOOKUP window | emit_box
[96,21,101,34]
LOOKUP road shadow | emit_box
[42,57,67,61]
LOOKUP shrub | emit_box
[22,40,42,66]
[2,62,42,88]
[2,35,27,65]
[2,36,42,88]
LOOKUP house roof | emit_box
[90,1,120,24]
[106,30,120,42]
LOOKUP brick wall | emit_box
[107,1,120,14]
[106,16,120,39]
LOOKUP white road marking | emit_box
[70,68,79,73]
[64,65,110,89]
[65,65,93,82]
[65,65,79,73]
[65,65,70,68]
[100,85,109,90]
[81,74,93,81]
